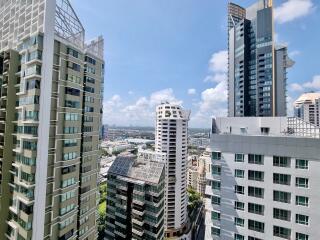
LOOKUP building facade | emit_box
[105,155,165,240]
[187,155,206,196]
[155,103,190,239]
[294,92,320,126]
[205,117,320,240]
[0,1,104,239]
[228,0,294,117]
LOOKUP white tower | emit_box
[155,103,190,238]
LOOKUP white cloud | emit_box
[204,50,228,83]
[289,50,301,57]
[103,89,182,126]
[188,88,196,95]
[274,0,314,24]
[209,50,228,73]
[192,50,229,127]
[303,75,320,89]
[190,81,228,127]
[290,83,304,92]
[287,95,295,116]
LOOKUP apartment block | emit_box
[228,0,294,117]
[294,92,320,126]
[0,1,104,239]
[155,103,191,239]
[105,155,165,240]
[205,117,320,240]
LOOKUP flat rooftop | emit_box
[108,155,164,185]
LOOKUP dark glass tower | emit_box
[228,0,294,117]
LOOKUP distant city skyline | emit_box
[71,0,319,127]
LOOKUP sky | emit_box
[70,0,320,128]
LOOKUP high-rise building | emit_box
[155,103,191,239]
[294,92,320,126]
[0,1,104,239]
[205,116,320,239]
[228,0,294,117]
[105,155,165,240]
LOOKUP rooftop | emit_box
[294,92,320,106]
[212,117,320,139]
[108,155,164,185]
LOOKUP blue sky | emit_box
[71,0,320,128]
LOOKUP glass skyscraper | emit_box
[228,0,294,117]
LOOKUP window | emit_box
[84,76,95,84]
[85,56,96,65]
[64,127,79,134]
[296,159,308,169]
[61,165,76,175]
[60,190,76,202]
[67,48,79,58]
[212,151,221,160]
[248,186,264,198]
[86,65,96,74]
[84,86,95,93]
[248,170,264,181]
[65,113,80,121]
[296,214,309,225]
[273,173,291,185]
[274,190,291,203]
[248,203,264,215]
[60,204,75,216]
[296,196,309,206]
[211,227,220,236]
[296,177,309,188]
[63,139,77,147]
[211,211,220,221]
[274,226,291,239]
[84,106,94,112]
[235,234,244,240]
[63,152,77,161]
[273,156,290,167]
[234,201,244,211]
[212,196,220,205]
[68,61,81,71]
[84,115,94,122]
[84,96,95,103]
[235,169,244,178]
[212,181,221,190]
[212,165,221,175]
[296,233,309,240]
[248,237,262,240]
[235,185,244,194]
[248,154,263,165]
[61,178,76,188]
[26,79,40,90]
[65,87,80,96]
[65,100,80,108]
[234,217,244,227]
[67,74,81,84]
[235,153,244,162]
[59,216,74,230]
[248,219,264,233]
[273,208,291,221]
[260,127,269,135]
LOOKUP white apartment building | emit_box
[294,92,320,126]
[187,155,206,196]
[205,117,320,240]
[155,103,191,239]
